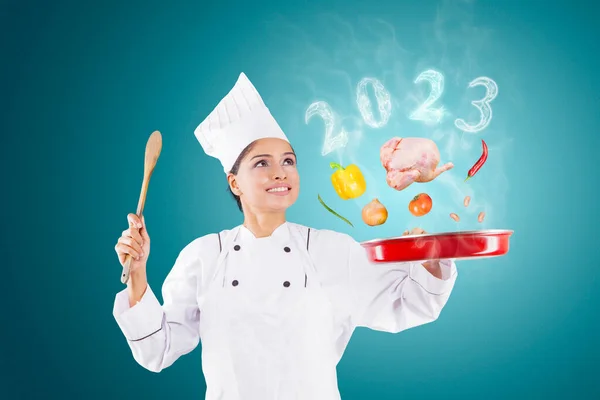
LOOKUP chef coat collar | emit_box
[238,221,291,247]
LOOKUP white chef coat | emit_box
[113,221,458,399]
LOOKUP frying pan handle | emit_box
[121,254,133,284]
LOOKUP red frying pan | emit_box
[361,229,514,262]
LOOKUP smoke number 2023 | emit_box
[305,69,498,156]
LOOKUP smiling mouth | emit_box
[266,187,291,193]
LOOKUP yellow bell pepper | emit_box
[330,162,366,200]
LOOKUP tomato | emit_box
[409,193,432,217]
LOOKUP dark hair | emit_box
[227,140,297,213]
[228,141,258,212]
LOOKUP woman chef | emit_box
[113,73,458,400]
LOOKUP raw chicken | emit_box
[380,137,454,191]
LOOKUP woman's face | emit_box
[230,138,300,213]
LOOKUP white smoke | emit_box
[264,0,514,234]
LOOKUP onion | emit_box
[362,198,388,226]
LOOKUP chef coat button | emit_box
[232,280,239,286]
[283,281,290,287]
[234,245,241,251]
[284,246,291,253]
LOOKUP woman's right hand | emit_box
[115,213,151,273]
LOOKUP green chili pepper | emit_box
[318,194,354,227]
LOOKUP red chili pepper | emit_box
[465,139,488,182]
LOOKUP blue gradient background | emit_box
[3,0,599,398]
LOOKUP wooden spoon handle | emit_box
[121,254,134,285]
[121,176,150,284]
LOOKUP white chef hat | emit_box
[194,72,289,174]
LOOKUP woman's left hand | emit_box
[402,227,443,279]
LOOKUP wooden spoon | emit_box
[121,130,163,284]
